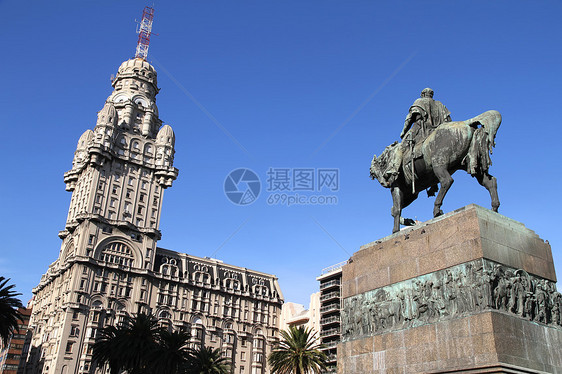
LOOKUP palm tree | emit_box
[0,277,23,345]
[93,312,162,374]
[187,346,231,374]
[92,324,125,374]
[268,326,327,374]
[149,329,192,374]
[120,312,162,374]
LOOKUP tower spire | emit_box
[135,6,155,60]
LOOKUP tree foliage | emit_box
[268,326,327,374]
[0,277,23,346]
[187,346,231,374]
[93,312,230,374]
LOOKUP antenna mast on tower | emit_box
[135,6,155,60]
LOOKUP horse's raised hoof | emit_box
[433,208,443,217]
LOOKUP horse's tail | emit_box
[463,110,502,176]
[467,110,502,148]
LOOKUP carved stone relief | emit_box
[342,259,562,341]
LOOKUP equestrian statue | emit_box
[370,88,501,233]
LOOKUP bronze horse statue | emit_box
[370,110,501,233]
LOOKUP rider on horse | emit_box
[384,88,452,185]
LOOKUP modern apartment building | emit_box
[317,261,346,373]
[279,293,320,334]
[0,307,32,374]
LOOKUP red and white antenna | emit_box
[135,6,155,60]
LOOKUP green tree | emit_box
[268,326,327,374]
[92,324,125,374]
[150,329,192,374]
[187,346,231,374]
[0,277,23,346]
[93,312,162,374]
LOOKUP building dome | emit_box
[96,101,118,127]
[76,129,93,150]
[156,125,175,146]
[113,58,157,88]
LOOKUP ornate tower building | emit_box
[26,58,178,373]
[24,24,283,374]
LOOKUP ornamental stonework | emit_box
[342,258,562,341]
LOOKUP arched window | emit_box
[99,242,135,267]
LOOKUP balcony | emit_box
[320,327,340,338]
[320,303,340,314]
[320,291,340,302]
[322,341,338,349]
[320,260,347,276]
[319,279,340,291]
[320,315,340,325]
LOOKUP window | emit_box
[70,325,79,337]
[65,342,73,354]
[99,242,134,267]
[88,234,95,245]
[141,180,147,189]
[137,206,143,214]
[126,190,132,199]
[153,197,158,206]
[128,177,134,186]
[72,311,79,320]
[112,185,118,194]
[110,199,116,208]
[241,352,246,360]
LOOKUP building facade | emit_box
[317,261,345,374]
[24,57,283,374]
[0,307,32,374]
[279,292,320,334]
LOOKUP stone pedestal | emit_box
[338,204,562,373]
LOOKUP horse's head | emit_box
[370,142,399,187]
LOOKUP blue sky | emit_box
[1,1,561,307]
